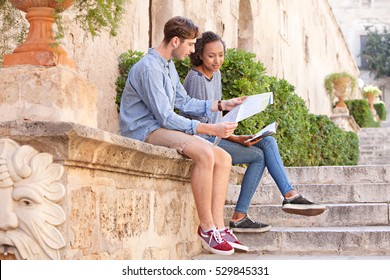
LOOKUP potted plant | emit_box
[362,84,382,110]
[324,72,357,108]
[0,0,125,67]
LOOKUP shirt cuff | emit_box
[192,120,201,135]
[204,100,213,117]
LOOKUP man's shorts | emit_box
[145,128,210,155]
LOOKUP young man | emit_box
[120,16,247,255]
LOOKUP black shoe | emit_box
[229,215,271,233]
[282,194,326,216]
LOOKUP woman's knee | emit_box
[259,136,277,148]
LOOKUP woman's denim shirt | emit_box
[120,48,213,141]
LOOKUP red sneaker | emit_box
[197,226,234,255]
[219,228,249,252]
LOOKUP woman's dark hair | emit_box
[163,16,199,43]
[190,31,226,66]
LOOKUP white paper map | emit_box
[214,92,274,145]
[221,92,273,123]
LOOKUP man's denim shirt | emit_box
[120,48,213,141]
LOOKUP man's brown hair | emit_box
[163,16,200,43]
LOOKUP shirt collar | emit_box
[148,48,170,68]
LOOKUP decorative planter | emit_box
[362,85,382,111]
[333,76,351,108]
[366,93,376,110]
[324,72,356,110]
[3,0,76,68]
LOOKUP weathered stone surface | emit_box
[0,66,97,128]
[0,121,205,260]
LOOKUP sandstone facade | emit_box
[51,0,359,134]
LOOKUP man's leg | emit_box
[183,138,232,230]
[145,128,231,229]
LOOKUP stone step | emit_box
[359,137,389,143]
[257,165,390,186]
[358,158,390,165]
[227,183,390,205]
[224,203,389,227]
[234,226,390,256]
[194,226,390,258]
[359,144,390,150]
[359,128,390,133]
[193,253,390,260]
[359,145,385,151]
[359,150,390,156]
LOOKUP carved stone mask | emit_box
[0,139,66,260]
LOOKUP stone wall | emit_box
[0,121,241,260]
[46,0,359,134]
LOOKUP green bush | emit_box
[116,48,359,166]
[345,99,380,127]
[374,102,387,121]
[174,57,191,84]
[307,115,359,166]
[215,48,358,166]
[115,50,145,111]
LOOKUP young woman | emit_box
[180,31,326,233]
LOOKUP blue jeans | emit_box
[205,136,294,214]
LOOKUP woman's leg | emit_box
[214,138,266,216]
[255,136,326,216]
[254,136,294,196]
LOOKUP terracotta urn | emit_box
[366,93,376,110]
[3,0,76,68]
[333,76,351,108]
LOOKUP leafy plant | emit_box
[0,0,28,66]
[324,72,357,104]
[72,0,126,37]
[174,57,191,84]
[374,101,387,121]
[345,99,380,127]
[307,114,359,166]
[115,50,145,111]
[362,84,382,98]
[361,26,390,79]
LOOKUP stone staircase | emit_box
[359,120,390,165]
[195,121,390,258]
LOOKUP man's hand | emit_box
[212,122,238,138]
[196,122,238,138]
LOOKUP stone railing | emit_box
[0,120,244,260]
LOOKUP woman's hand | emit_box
[227,134,262,147]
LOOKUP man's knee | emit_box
[215,147,232,168]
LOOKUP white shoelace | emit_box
[211,229,224,244]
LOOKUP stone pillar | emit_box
[330,107,360,132]
[0,66,98,128]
